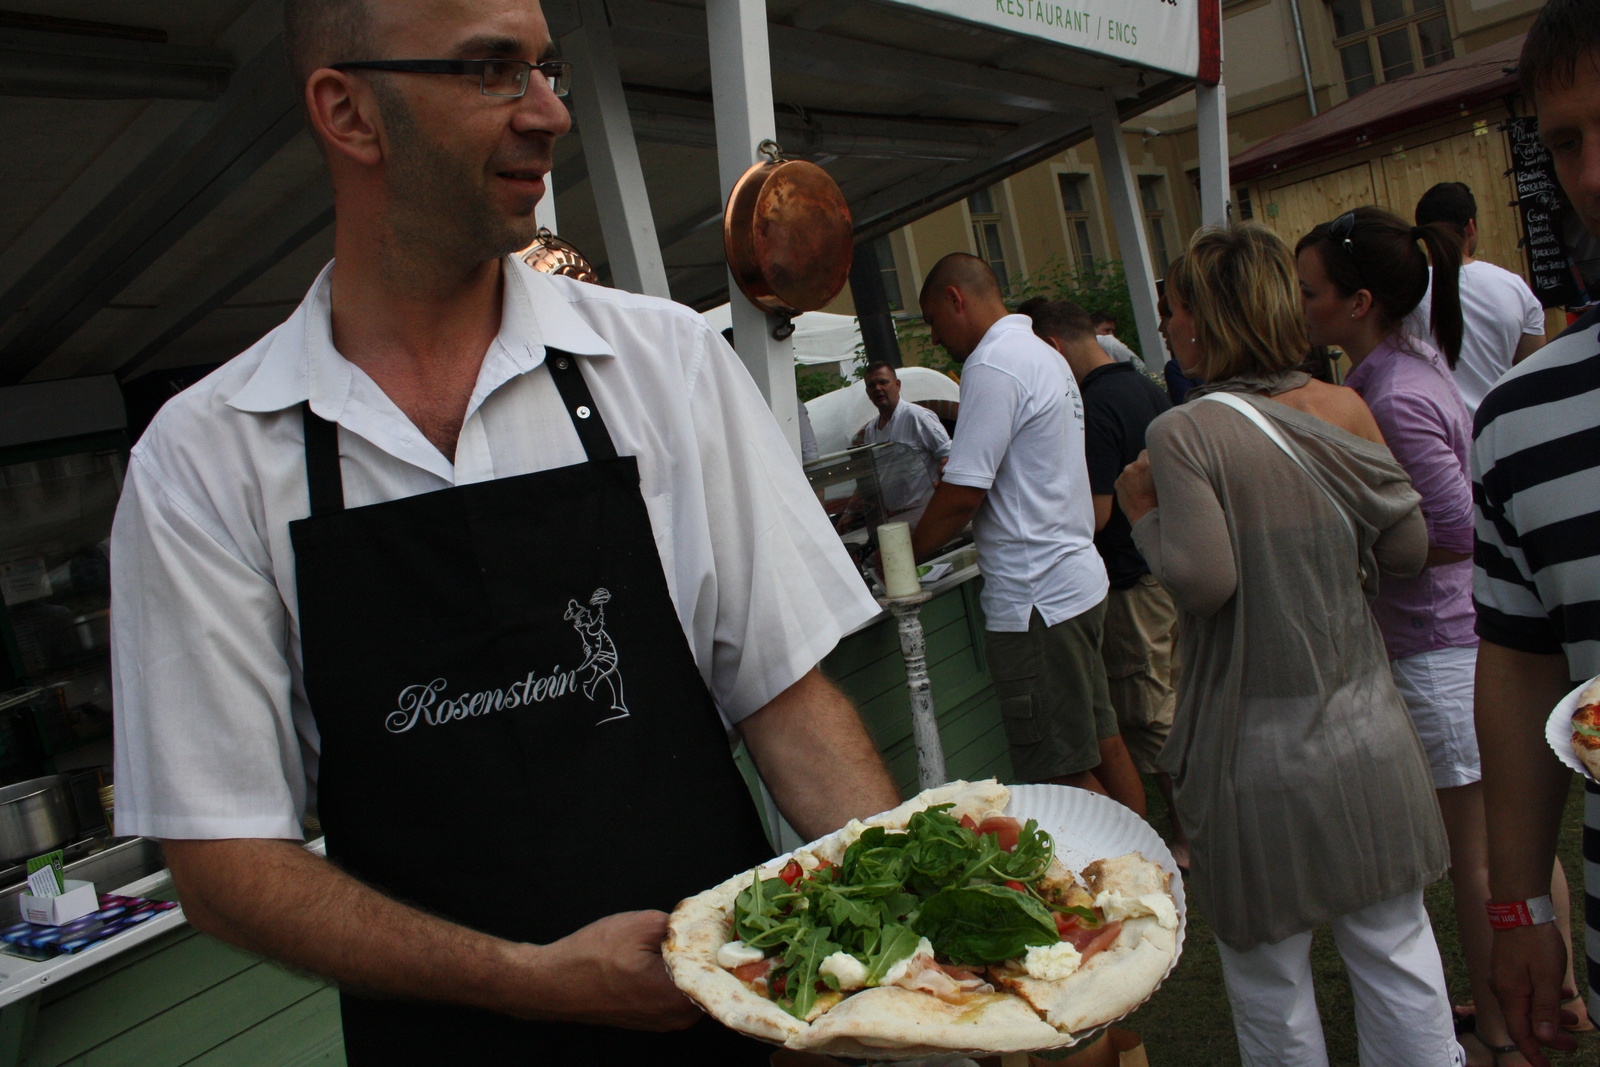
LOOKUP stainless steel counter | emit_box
[0,836,324,1008]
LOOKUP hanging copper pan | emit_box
[518,227,599,284]
[724,141,853,317]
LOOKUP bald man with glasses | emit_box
[107,0,898,1062]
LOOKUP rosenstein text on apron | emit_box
[288,350,774,1064]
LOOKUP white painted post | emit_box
[539,167,559,234]
[1197,83,1230,228]
[562,0,670,298]
[1092,97,1163,366]
[885,593,946,789]
[706,0,802,457]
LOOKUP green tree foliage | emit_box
[796,364,848,403]
[1006,256,1142,360]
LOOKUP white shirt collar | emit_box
[228,256,617,419]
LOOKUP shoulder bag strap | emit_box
[1196,393,1365,570]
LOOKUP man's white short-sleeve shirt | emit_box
[1406,261,1545,413]
[110,258,879,841]
[940,315,1107,632]
[860,400,952,485]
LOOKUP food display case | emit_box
[804,441,971,592]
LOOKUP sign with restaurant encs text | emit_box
[1506,117,1580,308]
[884,0,1203,78]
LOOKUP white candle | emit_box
[877,521,921,599]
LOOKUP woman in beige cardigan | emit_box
[1116,224,1459,1067]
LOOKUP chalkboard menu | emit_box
[1507,116,1579,308]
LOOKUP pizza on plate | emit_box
[1572,677,1600,778]
[663,780,1179,1059]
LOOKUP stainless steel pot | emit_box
[0,775,78,864]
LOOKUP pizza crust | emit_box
[663,871,804,1045]
[795,986,1063,1055]
[997,916,1178,1034]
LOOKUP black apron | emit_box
[287,352,774,1064]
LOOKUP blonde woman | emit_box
[1115,224,1459,1067]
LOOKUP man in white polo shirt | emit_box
[909,254,1144,813]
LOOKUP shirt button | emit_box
[576,405,591,419]
[555,357,570,370]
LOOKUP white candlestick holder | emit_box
[879,590,947,790]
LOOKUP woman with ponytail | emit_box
[1297,207,1585,1066]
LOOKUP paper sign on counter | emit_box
[25,852,64,898]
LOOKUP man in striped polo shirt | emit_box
[1475,3,1600,1063]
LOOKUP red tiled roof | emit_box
[1230,34,1524,182]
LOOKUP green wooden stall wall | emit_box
[3,581,1008,1066]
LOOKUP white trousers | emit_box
[1215,890,1464,1067]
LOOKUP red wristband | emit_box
[1487,895,1556,929]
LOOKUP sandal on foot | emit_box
[1561,993,1596,1033]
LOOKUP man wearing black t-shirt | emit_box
[1021,298,1187,862]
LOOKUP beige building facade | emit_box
[826,0,1554,348]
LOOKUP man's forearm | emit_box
[910,483,984,562]
[167,839,532,1009]
[738,668,901,840]
[1476,641,1573,900]
[163,838,700,1030]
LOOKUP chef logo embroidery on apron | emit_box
[386,586,630,733]
[564,587,629,723]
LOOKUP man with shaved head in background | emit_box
[106,0,898,1062]
[910,254,1146,815]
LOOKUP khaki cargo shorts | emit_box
[1101,574,1177,774]
[985,598,1117,782]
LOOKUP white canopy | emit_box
[701,304,865,368]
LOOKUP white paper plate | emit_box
[1006,784,1188,1052]
[1545,675,1600,779]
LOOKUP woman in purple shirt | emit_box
[1297,207,1589,1065]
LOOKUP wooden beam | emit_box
[706,0,802,457]
[1092,96,1163,366]
[562,0,670,298]
[0,41,304,384]
[1196,83,1230,227]
[0,27,231,100]
[108,190,334,380]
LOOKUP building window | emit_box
[968,187,1011,294]
[1139,176,1172,275]
[1056,174,1097,278]
[1328,0,1452,97]
[1235,185,1254,220]
[874,235,903,311]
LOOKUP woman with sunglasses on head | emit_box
[1116,223,1459,1067]
[1296,208,1587,1066]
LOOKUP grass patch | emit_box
[1128,776,1597,1066]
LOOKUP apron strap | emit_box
[302,403,346,516]
[545,349,619,461]
[299,351,617,516]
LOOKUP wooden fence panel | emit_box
[1260,162,1376,247]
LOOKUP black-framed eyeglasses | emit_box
[331,58,571,98]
